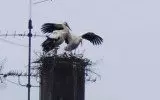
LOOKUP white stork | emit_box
[41,22,71,52]
[64,32,103,51]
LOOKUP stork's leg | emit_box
[64,51,71,57]
[70,51,73,56]
[64,52,68,57]
[67,51,74,56]
[52,46,59,55]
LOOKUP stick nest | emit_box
[34,52,100,82]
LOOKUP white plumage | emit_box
[41,22,103,53]
[64,32,103,51]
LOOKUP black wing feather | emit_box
[42,37,59,52]
[41,23,64,34]
[82,32,103,45]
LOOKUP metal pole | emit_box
[27,19,32,100]
[27,0,32,100]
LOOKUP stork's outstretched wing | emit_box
[41,23,64,34]
[82,32,103,45]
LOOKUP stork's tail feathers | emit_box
[41,23,64,34]
[42,37,59,52]
[82,32,103,45]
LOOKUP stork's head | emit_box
[63,22,72,31]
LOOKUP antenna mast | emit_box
[27,0,33,100]
[27,0,52,100]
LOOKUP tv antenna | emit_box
[27,0,52,100]
[33,0,53,5]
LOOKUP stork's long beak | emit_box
[80,40,83,46]
[66,23,72,31]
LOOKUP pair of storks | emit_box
[41,22,103,52]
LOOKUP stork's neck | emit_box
[72,35,82,41]
[61,24,65,28]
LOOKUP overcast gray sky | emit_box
[0,0,160,100]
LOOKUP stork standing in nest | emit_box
[64,32,103,52]
[41,22,71,52]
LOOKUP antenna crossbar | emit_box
[0,33,45,37]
